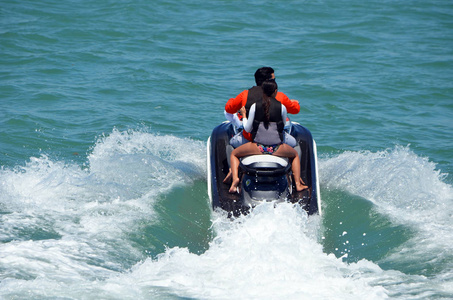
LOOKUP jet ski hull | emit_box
[207,121,321,217]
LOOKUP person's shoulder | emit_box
[225,89,249,112]
[275,91,290,101]
[274,91,300,114]
[234,89,249,97]
[227,89,247,101]
[276,91,289,97]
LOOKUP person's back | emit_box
[224,67,300,148]
[227,79,307,193]
[243,85,263,118]
[252,92,283,146]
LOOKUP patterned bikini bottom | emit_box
[256,143,282,155]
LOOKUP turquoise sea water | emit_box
[1,0,452,299]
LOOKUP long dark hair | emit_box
[261,79,278,126]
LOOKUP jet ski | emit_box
[207,121,321,217]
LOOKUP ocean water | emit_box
[1,0,452,299]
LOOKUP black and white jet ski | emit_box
[207,121,321,217]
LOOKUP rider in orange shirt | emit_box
[224,67,301,148]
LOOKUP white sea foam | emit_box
[1,135,452,299]
[107,203,389,300]
[0,130,207,299]
[319,146,452,241]
[319,146,453,297]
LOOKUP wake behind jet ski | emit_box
[207,121,321,217]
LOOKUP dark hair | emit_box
[254,67,275,86]
[261,79,278,126]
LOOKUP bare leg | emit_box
[291,154,308,191]
[229,156,240,193]
[223,168,232,183]
[274,144,308,192]
[229,143,262,193]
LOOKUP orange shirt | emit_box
[225,89,300,115]
[225,88,300,141]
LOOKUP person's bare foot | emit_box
[295,182,309,192]
[223,169,232,183]
[229,178,240,193]
[296,178,308,191]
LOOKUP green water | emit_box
[1,0,452,299]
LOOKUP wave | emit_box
[109,204,388,300]
[0,129,207,298]
[319,146,453,298]
[1,132,452,299]
[320,146,452,242]
[101,145,452,299]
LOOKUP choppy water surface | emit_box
[1,0,452,299]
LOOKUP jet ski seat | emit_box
[240,155,290,176]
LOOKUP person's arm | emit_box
[243,104,255,133]
[224,110,242,128]
[225,90,248,114]
[276,91,300,114]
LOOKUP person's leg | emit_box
[290,154,308,191]
[224,132,247,183]
[228,143,262,193]
[224,133,249,183]
[229,132,248,148]
[228,154,241,193]
[283,132,297,148]
[274,144,307,191]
